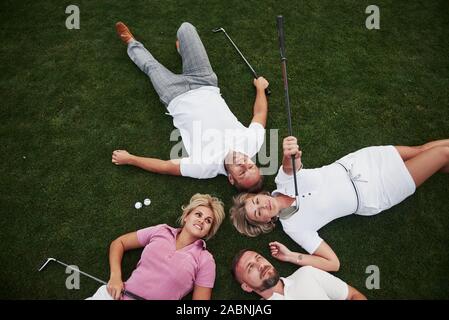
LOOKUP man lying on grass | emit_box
[231,246,366,300]
[112,22,269,192]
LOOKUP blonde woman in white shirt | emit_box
[230,136,449,271]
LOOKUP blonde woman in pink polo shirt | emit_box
[87,193,225,300]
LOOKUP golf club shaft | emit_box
[219,29,271,96]
[42,258,145,300]
[222,30,258,77]
[53,259,107,285]
[277,15,299,199]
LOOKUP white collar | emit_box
[266,277,292,300]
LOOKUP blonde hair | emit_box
[229,192,276,237]
[177,193,225,241]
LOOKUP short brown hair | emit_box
[231,249,251,283]
[229,192,276,237]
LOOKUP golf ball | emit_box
[144,198,151,206]
[134,201,142,209]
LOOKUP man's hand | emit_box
[269,241,294,263]
[107,276,124,300]
[253,76,269,91]
[112,150,133,165]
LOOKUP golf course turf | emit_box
[1,0,448,299]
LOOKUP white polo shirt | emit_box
[167,86,265,179]
[273,163,357,254]
[267,266,349,300]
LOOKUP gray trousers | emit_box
[127,22,218,106]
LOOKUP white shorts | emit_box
[85,285,114,300]
[336,145,416,216]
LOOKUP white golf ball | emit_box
[144,198,151,206]
[134,201,142,209]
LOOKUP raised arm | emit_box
[282,136,302,175]
[269,241,340,272]
[108,232,144,299]
[112,150,181,176]
[250,77,269,128]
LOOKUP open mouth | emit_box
[193,224,202,231]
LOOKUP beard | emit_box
[256,267,280,292]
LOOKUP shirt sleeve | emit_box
[248,122,266,152]
[275,165,293,183]
[194,251,216,288]
[274,166,300,197]
[136,224,164,246]
[306,266,349,300]
[286,229,323,254]
[179,157,218,179]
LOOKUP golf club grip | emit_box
[123,289,145,300]
[265,87,271,96]
[291,155,299,197]
[277,15,286,59]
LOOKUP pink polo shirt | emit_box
[122,224,216,300]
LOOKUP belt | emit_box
[335,161,367,214]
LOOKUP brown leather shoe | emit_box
[116,21,135,44]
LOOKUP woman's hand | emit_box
[269,241,293,262]
[283,136,302,159]
[107,276,124,300]
[282,136,302,175]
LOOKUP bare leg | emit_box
[404,146,449,187]
[395,139,449,161]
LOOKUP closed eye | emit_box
[256,198,260,216]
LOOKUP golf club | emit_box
[276,15,300,220]
[38,257,145,300]
[212,27,271,96]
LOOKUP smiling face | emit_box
[244,194,280,223]
[225,151,261,190]
[236,251,280,293]
[183,205,214,239]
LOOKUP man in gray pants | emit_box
[113,22,269,192]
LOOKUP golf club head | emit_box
[279,197,300,220]
[212,27,225,33]
[278,206,298,220]
[38,257,56,272]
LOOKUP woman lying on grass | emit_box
[88,193,225,300]
[230,136,449,271]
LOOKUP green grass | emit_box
[1,0,448,299]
